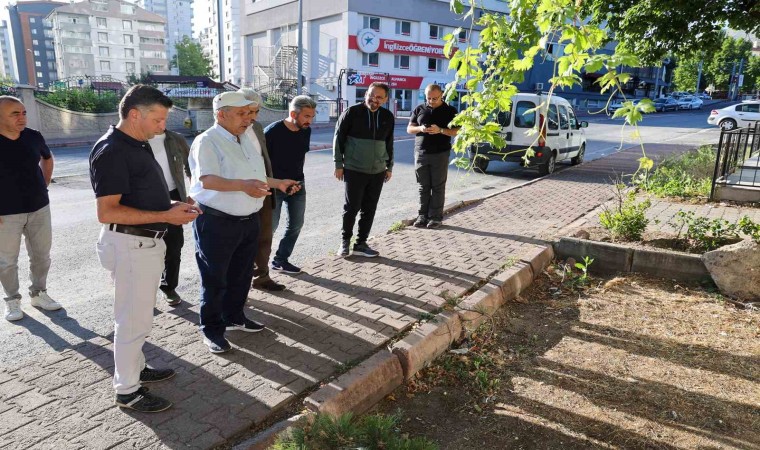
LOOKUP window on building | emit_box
[394,54,410,70]
[33,50,40,56]
[362,52,379,67]
[46,51,54,58]
[99,46,109,57]
[120,4,135,14]
[394,89,413,112]
[48,61,55,70]
[363,16,380,31]
[30,17,36,23]
[124,48,134,58]
[429,25,441,40]
[126,62,135,72]
[355,88,367,104]
[395,20,410,36]
[96,17,107,27]
[98,32,108,42]
[32,39,39,46]
[122,20,132,30]
[124,34,133,44]
[36,71,43,78]
[458,29,468,42]
[100,60,111,70]
[31,29,37,35]
[428,58,443,72]
[35,61,41,67]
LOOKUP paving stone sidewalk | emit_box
[0,143,694,449]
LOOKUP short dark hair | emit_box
[119,85,173,119]
[367,82,390,97]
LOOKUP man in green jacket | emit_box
[148,128,191,305]
[333,82,394,257]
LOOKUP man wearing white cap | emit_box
[189,91,300,354]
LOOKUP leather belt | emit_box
[199,204,258,221]
[108,224,167,239]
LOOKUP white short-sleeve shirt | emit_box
[188,123,267,216]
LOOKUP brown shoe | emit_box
[253,279,286,291]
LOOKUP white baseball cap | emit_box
[213,92,254,111]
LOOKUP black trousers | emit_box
[415,151,450,221]
[160,189,183,293]
[342,169,385,243]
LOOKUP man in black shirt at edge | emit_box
[407,84,459,229]
[89,85,201,413]
[0,96,61,322]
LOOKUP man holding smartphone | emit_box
[407,84,459,229]
[263,95,316,274]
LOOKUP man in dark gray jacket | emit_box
[333,82,394,258]
[148,128,191,305]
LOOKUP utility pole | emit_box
[735,58,745,101]
[695,60,703,94]
[296,0,303,95]
[729,61,737,100]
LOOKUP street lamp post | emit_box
[296,0,303,95]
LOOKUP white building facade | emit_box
[241,0,508,115]
[197,0,240,84]
[47,0,170,81]
[137,0,194,74]
[0,20,16,81]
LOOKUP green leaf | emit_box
[451,0,464,14]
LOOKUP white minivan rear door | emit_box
[566,106,584,156]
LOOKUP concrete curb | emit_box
[555,236,710,281]
[232,413,310,450]
[304,350,405,417]
[391,311,463,380]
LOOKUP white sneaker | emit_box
[30,291,62,311]
[4,299,23,321]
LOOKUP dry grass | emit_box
[373,268,760,449]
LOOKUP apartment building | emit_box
[196,0,240,84]
[47,0,170,81]
[240,0,510,114]
[7,1,64,88]
[137,0,194,74]
[0,20,16,81]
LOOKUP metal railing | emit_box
[711,121,760,199]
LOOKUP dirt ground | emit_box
[372,267,760,449]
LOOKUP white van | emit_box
[469,93,588,175]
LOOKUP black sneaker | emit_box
[337,240,350,257]
[426,220,442,229]
[115,386,172,413]
[352,242,379,257]
[161,290,182,306]
[203,335,232,353]
[225,317,265,333]
[252,279,286,291]
[271,260,302,274]
[413,215,428,228]
[140,367,176,383]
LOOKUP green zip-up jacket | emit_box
[333,103,394,174]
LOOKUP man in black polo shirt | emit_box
[89,85,201,413]
[0,96,61,322]
[407,84,459,229]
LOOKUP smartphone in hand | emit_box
[286,181,302,195]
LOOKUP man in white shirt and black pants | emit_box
[147,129,191,306]
[189,92,300,354]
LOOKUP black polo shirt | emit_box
[89,126,171,231]
[409,102,458,154]
[0,128,51,216]
[264,120,311,181]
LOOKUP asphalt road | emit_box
[2,108,721,366]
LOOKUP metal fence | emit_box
[711,121,760,199]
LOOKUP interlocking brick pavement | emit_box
[0,143,695,449]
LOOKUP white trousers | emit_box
[96,227,166,395]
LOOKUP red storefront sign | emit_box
[349,35,452,57]
[349,72,425,89]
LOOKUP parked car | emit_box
[469,93,588,175]
[707,100,760,130]
[677,96,703,110]
[608,98,640,113]
[653,97,679,112]
[698,92,713,100]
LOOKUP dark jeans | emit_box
[342,169,385,243]
[272,184,306,264]
[193,210,260,340]
[160,189,183,293]
[415,151,450,221]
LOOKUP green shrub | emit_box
[635,145,715,198]
[274,412,438,450]
[670,212,760,251]
[599,185,651,241]
[37,89,120,113]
